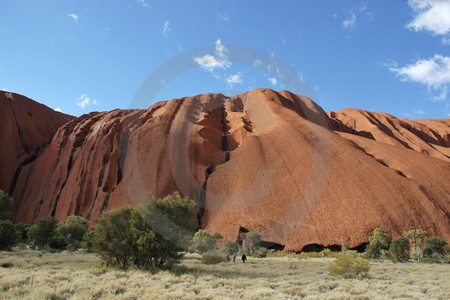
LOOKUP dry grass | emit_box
[1,249,449,299]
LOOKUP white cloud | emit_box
[67,13,79,22]
[390,54,450,100]
[227,73,243,86]
[442,37,450,45]
[406,0,450,35]
[54,107,62,112]
[76,94,98,108]
[342,12,357,29]
[268,77,278,86]
[253,59,262,68]
[137,0,150,8]
[193,39,231,71]
[218,11,229,23]
[162,21,170,37]
[342,3,374,30]
[403,109,426,117]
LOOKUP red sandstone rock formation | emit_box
[0,91,73,196]
[5,89,450,251]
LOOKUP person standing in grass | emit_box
[233,254,236,263]
[242,254,247,263]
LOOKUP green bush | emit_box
[240,231,262,255]
[422,237,449,263]
[92,206,142,268]
[364,228,389,259]
[92,192,197,269]
[191,229,222,254]
[224,241,239,255]
[253,247,269,258]
[0,189,13,220]
[56,216,89,251]
[329,251,370,279]
[388,236,410,262]
[15,223,31,243]
[0,220,17,250]
[402,229,427,261]
[27,217,61,249]
[201,250,227,264]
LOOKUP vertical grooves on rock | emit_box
[197,102,231,226]
[8,101,27,152]
[7,101,46,195]
[50,154,73,217]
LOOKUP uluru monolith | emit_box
[3,89,449,251]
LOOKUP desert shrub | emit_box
[240,231,262,255]
[329,251,370,279]
[388,236,410,262]
[422,237,449,263]
[91,206,141,268]
[136,192,197,269]
[201,250,227,264]
[300,251,322,258]
[253,247,269,258]
[0,189,13,220]
[15,223,31,243]
[364,228,389,259]
[27,217,61,249]
[56,216,89,251]
[224,241,239,255]
[191,229,222,254]
[92,192,197,269]
[402,229,427,261]
[0,220,17,250]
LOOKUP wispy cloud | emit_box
[227,73,243,86]
[406,0,450,37]
[390,54,450,101]
[162,21,170,37]
[402,109,426,117]
[342,3,374,30]
[218,11,229,23]
[268,77,278,86]
[137,0,150,8]
[54,107,62,112]
[67,13,79,22]
[193,39,231,72]
[76,94,98,108]
[342,11,357,30]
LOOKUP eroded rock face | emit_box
[0,91,73,196]
[7,89,450,251]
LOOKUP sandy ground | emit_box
[0,250,449,299]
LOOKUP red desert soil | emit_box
[2,89,449,251]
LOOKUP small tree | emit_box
[57,216,89,250]
[137,192,197,269]
[0,189,13,220]
[388,236,410,262]
[329,251,370,279]
[27,217,61,249]
[92,206,140,268]
[423,237,448,258]
[240,231,262,255]
[365,228,389,259]
[15,223,31,243]
[224,241,239,255]
[191,229,222,254]
[91,192,197,270]
[402,229,427,261]
[0,220,17,250]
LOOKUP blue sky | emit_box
[1,0,450,118]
